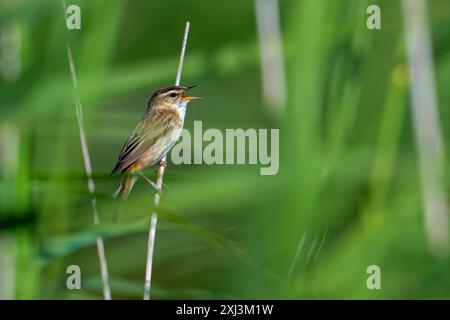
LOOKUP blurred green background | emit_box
[1,0,450,299]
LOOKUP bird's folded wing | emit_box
[112,112,176,173]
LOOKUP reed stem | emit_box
[143,21,191,300]
[67,44,112,300]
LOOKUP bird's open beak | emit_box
[181,96,201,101]
[181,84,201,101]
[186,84,198,91]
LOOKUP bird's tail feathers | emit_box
[112,175,137,200]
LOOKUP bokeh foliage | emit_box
[0,0,450,299]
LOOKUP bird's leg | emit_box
[139,172,160,192]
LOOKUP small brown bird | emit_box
[112,85,200,199]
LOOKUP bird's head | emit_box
[148,85,200,109]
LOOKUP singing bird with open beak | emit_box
[112,85,200,199]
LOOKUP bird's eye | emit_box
[170,93,177,98]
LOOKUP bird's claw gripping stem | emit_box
[158,160,167,169]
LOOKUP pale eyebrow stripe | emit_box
[162,90,182,97]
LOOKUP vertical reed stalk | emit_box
[67,44,112,300]
[401,0,449,256]
[143,21,191,300]
[254,0,287,112]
